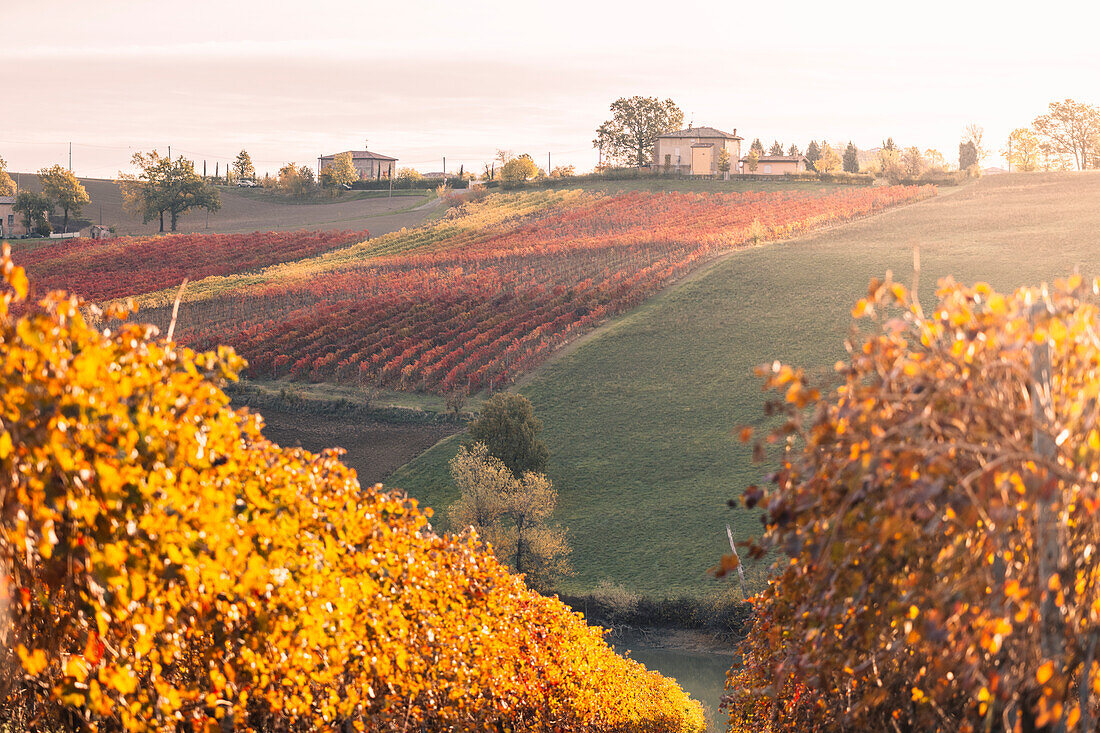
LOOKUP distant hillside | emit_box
[6,175,436,236]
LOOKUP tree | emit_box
[322,151,358,187]
[38,164,89,232]
[397,167,422,181]
[500,154,539,185]
[883,137,897,151]
[805,140,821,171]
[901,146,926,177]
[746,149,760,172]
[232,149,255,180]
[923,148,946,171]
[717,147,731,174]
[879,146,903,182]
[13,190,51,235]
[593,96,683,168]
[1032,99,1100,171]
[959,140,979,170]
[448,443,570,591]
[1005,127,1043,172]
[0,157,15,196]
[787,143,801,157]
[468,392,549,476]
[963,123,987,165]
[550,164,576,178]
[768,140,783,156]
[277,162,315,197]
[815,142,841,173]
[842,142,860,173]
[750,138,765,157]
[725,274,1100,732]
[118,152,220,232]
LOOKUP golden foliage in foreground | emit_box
[725,273,1100,731]
[0,247,704,732]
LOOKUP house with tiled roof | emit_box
[318,148,397,181]
[653,126,743,175]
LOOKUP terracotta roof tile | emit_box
[659,126,743,140]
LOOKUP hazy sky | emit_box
[4,0,1099,178]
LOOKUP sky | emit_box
[4,0,1099,179]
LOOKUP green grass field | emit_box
[389,172,1100,599]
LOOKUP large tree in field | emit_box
[963,123,987,165]
[468,393,549,477]
[816,142,841,173]
[119,152,220,232]
[321,152,358,187]
[842,142,859,173]
[13,190,52,235]
[38,165,89,233]
[594,96,683,168]
[0,157,15,196]
[959,140,979,170]
[232,149,255,180]
[1033,99,1100,170]
[805,140,821,171]
[448,443,570,591]
[500,154,539,184]
[1006,127,1043,171]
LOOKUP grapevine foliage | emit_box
[0,246,704,732]
[725,273,1100,731]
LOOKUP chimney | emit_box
[733,128,737,137]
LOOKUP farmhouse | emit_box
[742,155,810,175]
[0,196,24,238]
[318,149,398,181]
[653,126,743,175]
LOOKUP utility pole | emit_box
[168,145,171,159]
[547,152,551,175]
[68,142,72,171]
[443,156,446,187]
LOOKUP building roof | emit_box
[740,155,808,163]
[0,196,14,205]
[659,126,743,141]
[320,150,398,162]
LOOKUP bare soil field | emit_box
[8,175,437,236]
[255,407,458,486]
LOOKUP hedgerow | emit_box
[0,246,704,732]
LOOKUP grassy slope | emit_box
[389,172,1100,598]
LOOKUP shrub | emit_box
[0,246,704,732]
[725,273,1100,731]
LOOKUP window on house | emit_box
[764,165,772,174]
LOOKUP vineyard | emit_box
[14,229,370,301]
[0,251,706,731]
[131,186,935,394]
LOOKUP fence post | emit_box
[726,523,747,599]
[1029,296,1066,733]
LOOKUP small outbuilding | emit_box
[741,155,810,175]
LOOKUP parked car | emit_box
[236,179,261,188]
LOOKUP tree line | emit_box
[1005,98,1100,171]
